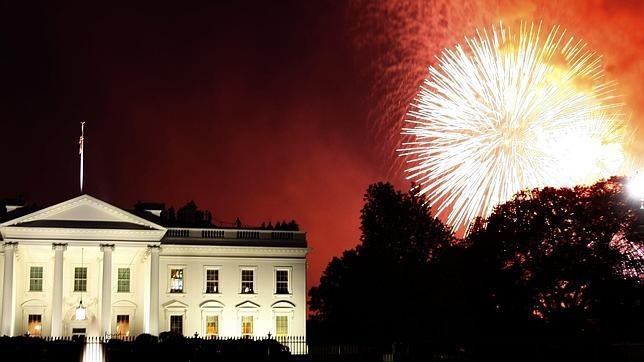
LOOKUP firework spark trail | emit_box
[349,0,488,177]
[399,22,629,233]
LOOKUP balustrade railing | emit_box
[164,227,304,242]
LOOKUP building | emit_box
[0,194,307,339]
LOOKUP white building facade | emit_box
[0,195,307,339]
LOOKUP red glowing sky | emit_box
[1,1,643,292]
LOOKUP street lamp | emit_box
[75,248,86,321]
[628,173,644,209]
[75,301,86,321]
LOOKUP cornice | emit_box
[0,227,166,242]
[160,244,308,258]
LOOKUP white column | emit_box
[51,243,67,337]
[148,245,160,335]
[100,244,114,338]
[1,242,17,336]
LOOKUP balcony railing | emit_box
[164,227,305,242]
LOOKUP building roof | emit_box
[0,194,306,248]
[12,219,156,230]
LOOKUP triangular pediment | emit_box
[0,194,165,231]
[235,301,260,309]
[0,194,166,243]
[163,299,189,310]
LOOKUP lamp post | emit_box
[627,173,644,240]
[628,173,644,209]
[75,248,87,321]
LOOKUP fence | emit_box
[275,335,307,355]
[21,335,307,358]
[6,336,644,362]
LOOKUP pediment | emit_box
[0,194,166,243]
[162,299,189,310]
[1,194,164,231]
[271,300,296,309]
[199,300,225,309]
[21,298,47,308]
[113,299,138,309]
[235,301,260,309]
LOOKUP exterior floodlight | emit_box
[628,173,644,209]
[75,247,87,320]
[75,301,86,321]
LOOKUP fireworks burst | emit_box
[399,22,630,234]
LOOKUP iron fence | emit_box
[36,335,308,355]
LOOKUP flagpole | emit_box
[80,122,85,193]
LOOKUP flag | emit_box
[79,122,85,155]
[79,122,85,193]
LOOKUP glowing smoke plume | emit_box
[398,22,629,233]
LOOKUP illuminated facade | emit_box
[0,195,307,339]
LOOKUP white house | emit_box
[0,194,307,340]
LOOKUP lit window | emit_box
[74,267,87,292]
[205,269,219,293]
[241,270,254,293]
[28,314,42,336]
[116,315,130,338]
[275,270,289,294]
[241,316,253,337]
[275,315,288,337]
[205,315,219,337]
[170,315,183,335]
[170,268,184,293]
[29,266,43,292]
[117,268,130,293]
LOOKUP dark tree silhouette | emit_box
[286,219,299,231]
[310,177,644,358]
[309,182,453,344]
[160,201,213,227]
[466,176,644,338]
[259,220,299,231]
[161,206,176,225]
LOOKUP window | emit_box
[116,315,130,338]
[170,315,183,335]
[117,268,130,293]
[241,316,253,337]
[170,268,184,293]
[205,269,219,293]
[74,267,87,292]
[275,270,289,294]
[29,266,43,292]
[28,314,42,336]
[241,269,254,293]
[275,316,288,337]
[205,315,219,337]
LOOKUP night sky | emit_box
[1,0,643,291]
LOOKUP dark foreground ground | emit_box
[2,335,644,362]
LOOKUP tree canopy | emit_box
[466,176,644,337]
[309,177,644,353]
[159,201,213,227]
[309,182,453,343]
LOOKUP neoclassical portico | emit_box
[0,195,166,337]
[51,243,66,336]
[0,194,308,340]
[1,242,17,336]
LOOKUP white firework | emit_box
[399,22,629,233]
